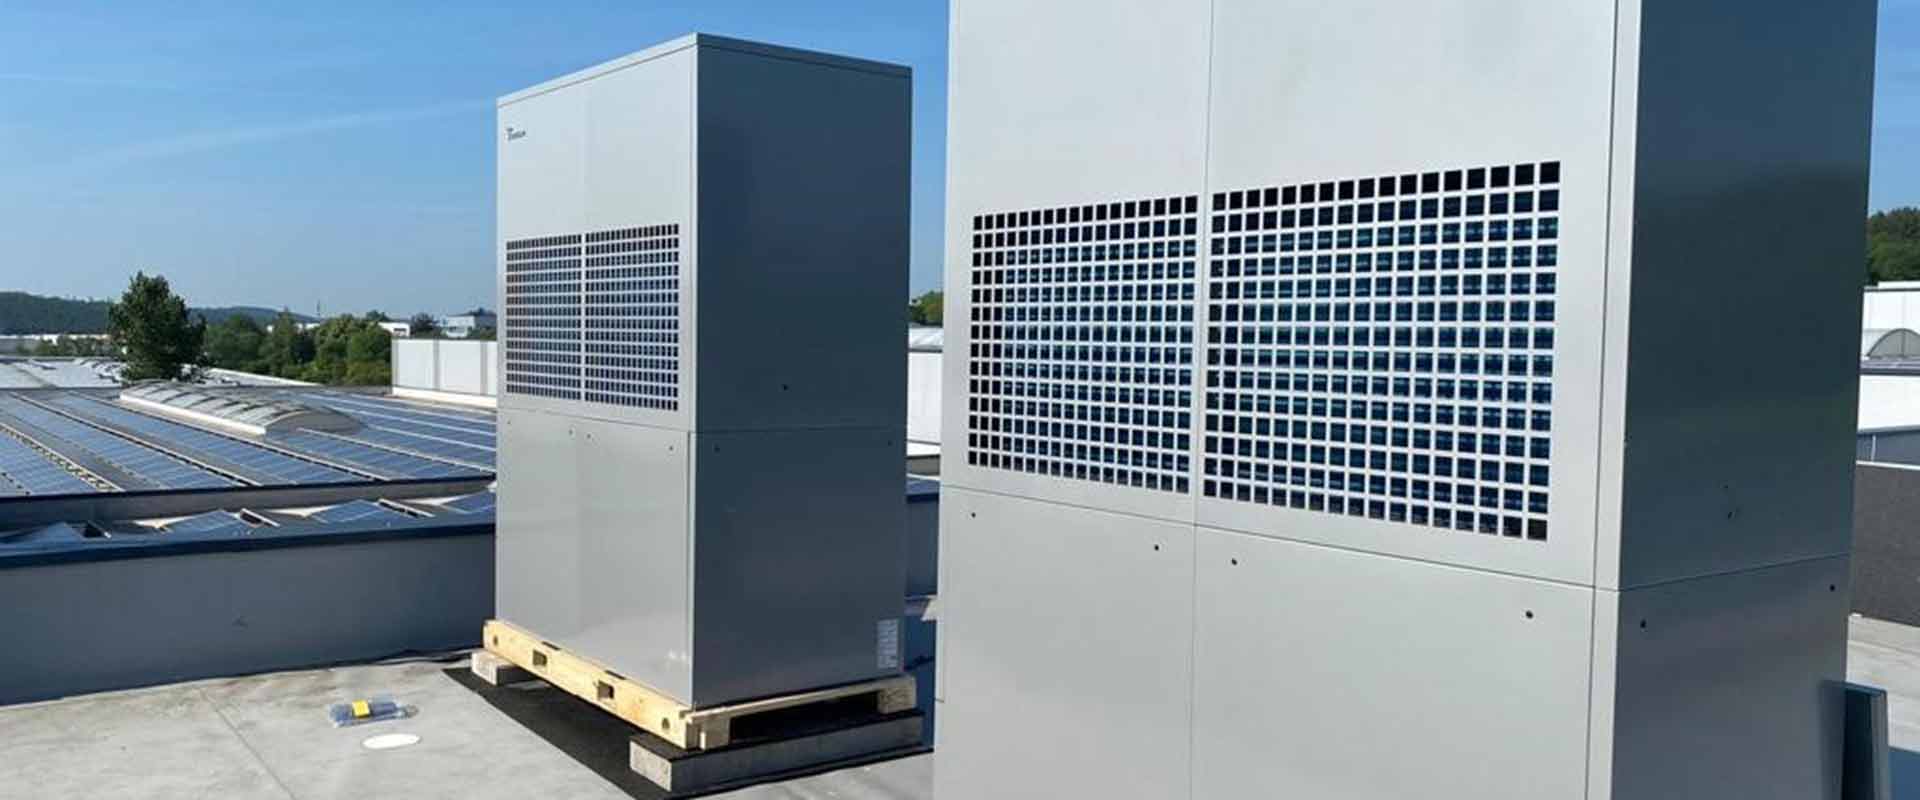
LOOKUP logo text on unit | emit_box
[506,127,527,141]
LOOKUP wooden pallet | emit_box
[478,618,916,750]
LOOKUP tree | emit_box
[107,272,205,381]
[409,313,442,337]
[203,315,268,373]
[907,290,944,325]
[1868,208,1920,285]
[262,310,316,379]
[469,326,496,341]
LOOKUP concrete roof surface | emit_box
[0,657,928,800]
[10,616,1920,799]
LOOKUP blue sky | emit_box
[0,1,1914,316]
[0,1,949,316]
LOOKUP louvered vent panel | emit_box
[1203,162,1561,540]
[584,225,681,410]
[504,234,584,400]
[504,224,681,411]
[965,196,1200,493]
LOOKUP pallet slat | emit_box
[481,618,915,750]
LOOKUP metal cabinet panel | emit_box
[940,0,1211,526]
[688,427,906,706]
[1596,556,1851,800]
[495,408,586,652]
[1194,0,1615,586]
[574,417,694,703]
[1607,0,1876,589]
[692,45,910,434]
[935,487,1195,800]
[497,409,694,702]
[1191,526,1593,799]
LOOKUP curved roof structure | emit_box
[119,383,360,436]
[1863,328,1920,360]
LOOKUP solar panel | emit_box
[0,432,95,495]
[302,393,495,436]
[0,397,231,490]
[309,499,409,524]
[47,394,357,486]
[0,522,88,545]
[335,426,495,469]
[362,419,496,448]
[440,491,497,514]
[267,431,484,480]
[906,477,940,500]
[165,511,252,536]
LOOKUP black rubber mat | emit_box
[443,667,929,798]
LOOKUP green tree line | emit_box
[80,272,394,385]
[204,311,394,385]
[1869,208,1920,284]
[0,290,310,335]
[907,290,943,325]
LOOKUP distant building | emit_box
[437,309,496,339]
[1865,281,1920,331]
[379,321,411,338]
[0,334,111,355]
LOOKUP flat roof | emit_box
[6,615,1914,798]
[498,33,910,108]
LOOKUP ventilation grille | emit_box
[504,224,682,411]
[504,234,583,400]
[1203,162,1561,540]
[965,196,1200,493]
[584,225,681,410]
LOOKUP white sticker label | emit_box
[876,618,901,670]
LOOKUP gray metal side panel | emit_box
[497,407,695,703]
[1191,527,1593,799]
[1597,556,1851,799]
[905,493,938,597]
[692,45,910,433]
[688,427,905,706]
[935,487,1194,800]
[1608,0,1876,588]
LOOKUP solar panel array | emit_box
[164,511,253,536]
[309,499,410,524]
[48,394,356,485]
[440,491,497,514]
[0,389,496,497]
[288,394,497,467]
[0,397,234,490]
[0,431,96,496]
[266,431,481,480]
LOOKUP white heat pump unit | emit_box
[495,35,911,708]
[937,2,1876,798]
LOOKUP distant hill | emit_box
[0,292,314,335]
[195,306,312,326]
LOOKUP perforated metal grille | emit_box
[504,234,583,400]
[504,224,681,410]
[584,225,680,410]
[1203,163,1561,540]
[965,196,1200,493]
